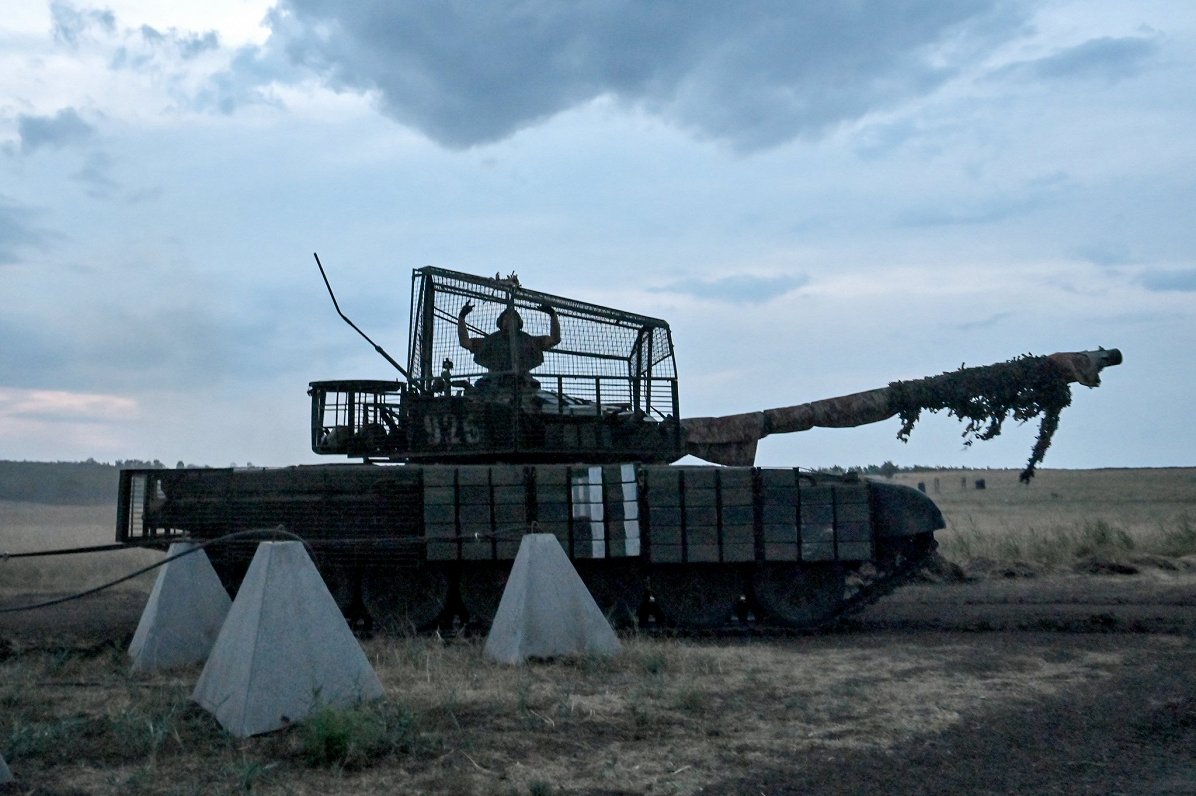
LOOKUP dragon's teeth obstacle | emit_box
[484,533,621,665]
[192,541,384,737]
[128,542,231,672]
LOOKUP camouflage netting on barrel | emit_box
[681,349,1121,482]
[888,354,1076,483]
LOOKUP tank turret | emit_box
[308,265,684,464]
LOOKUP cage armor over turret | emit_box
[309,266,684,464]
[116,261,1121,632]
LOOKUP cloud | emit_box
[1073,242,1134,267]
[140,25,221,59]
[193,45,287,115]
[255,0,1028,150]
[50,0,115,47]
[852,118,928,159]
[898,172,1071,227]
[898,195,1038,226]
[993,35,1160,84]
[111,23,222,70]
[0,387,138,424]
[0,197,49,265]
[17,108,96,154]
[0,287,322,394]
[0,387,141,456]
[652,273,807,304]
[1138,268,1196,292]
[40,4,237,114]
[72,151,119,196]
[949,311,1014,331]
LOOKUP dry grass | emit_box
[886,468,1196,567]
[0,630,1154,795]
[0,501,160,593]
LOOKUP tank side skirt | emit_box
[116,464,939,633]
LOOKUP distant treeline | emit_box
[0,459,170,505]
[815,462,985,478]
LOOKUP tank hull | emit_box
[117,463,943,631]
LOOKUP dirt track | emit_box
[857,564,1196,634]
[3,567,1196,795]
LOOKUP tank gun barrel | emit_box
[681,348,1122,472]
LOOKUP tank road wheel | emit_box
[750,563,846,629]
[650,566,744,629]
[575,561,646,628]
[361,565,450,633]
[459,563,511,627]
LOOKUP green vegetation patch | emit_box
[299,700,426,768]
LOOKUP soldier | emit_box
[457,301,560,396]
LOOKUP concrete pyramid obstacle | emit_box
[0,750,12,784]
[484,533,621,665]
[192,541,384,737]
[129,541,231,672]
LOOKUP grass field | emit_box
[0,501,159,593]
[886,467,1196,567]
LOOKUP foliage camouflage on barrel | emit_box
[888,354,1074,483]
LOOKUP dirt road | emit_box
[858,563,1196,635]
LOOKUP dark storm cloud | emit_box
[1138,268,1196,292]
[0,197,49,265]
[653,273,807,304]
[259,0,1029,150]
[17,108,96,155]
[993,35,1161,84]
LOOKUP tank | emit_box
[115,263,1121,631]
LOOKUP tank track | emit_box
[206,532,940,639]
[812,533,939,631]
[638,533,939,638]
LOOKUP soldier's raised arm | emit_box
[457,301,481,353]
[535,303,561,350]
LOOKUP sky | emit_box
[1,0,1193,471]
